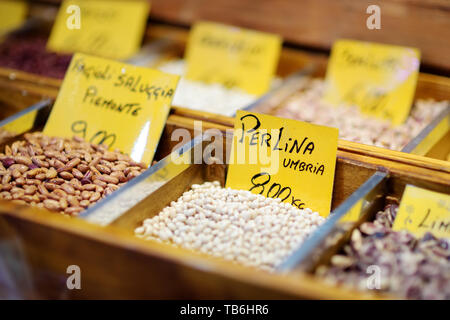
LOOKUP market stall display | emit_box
[135,181,324,271]
[0,31,71,79]
[269,78,448,151]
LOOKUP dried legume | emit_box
[0,132,146,216]
[0,129,15,143]
[135,181,325,271]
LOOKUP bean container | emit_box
[0,98,433,299]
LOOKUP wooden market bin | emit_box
[277,168,450,299]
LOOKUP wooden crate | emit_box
[0,20,320,116]
[144,25,450,169]
[133,25,450,169]
[0,199,384,299]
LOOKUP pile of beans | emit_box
[158,60,263,116]
[273,78,448,151]
[315,204,450,299]
[0,33,72,79]
[0,132,146,216]
[135,181,325,271]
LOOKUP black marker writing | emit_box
[250,172,305,209]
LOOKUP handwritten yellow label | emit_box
[393,185,450,238]
[43,53,179,165]
[226,111,338,216]
[324,40,420,125]
[185,21,282,95]
[47,0,150,60]
[0,1,27,34]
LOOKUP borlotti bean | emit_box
[0,132,146,216]
[274,79,448,151]
[135,181,325,271]
[158,60,265,116]
[316,204,450,299]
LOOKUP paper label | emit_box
[185,21,281,95]
[43,53,179,165]
[393,185,450,238]
[47,0,150,60]
[226,111,338,216]
[324,40,420,125]
[0,1,27,34]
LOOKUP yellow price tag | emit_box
[324,40,420,125]
[43,53,179,165]
[393,185,450,238]
[0,1,27,34]
[185,21,282,95]
[47,0,150,60]
[226,111,338,216]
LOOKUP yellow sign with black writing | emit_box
[185,21,282,95]
[0,1,27,34]
[226,111,338,216]
[393,185,450,238]
[43,53,179,165]
[324,40,420,125]
[47,0,149,60]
